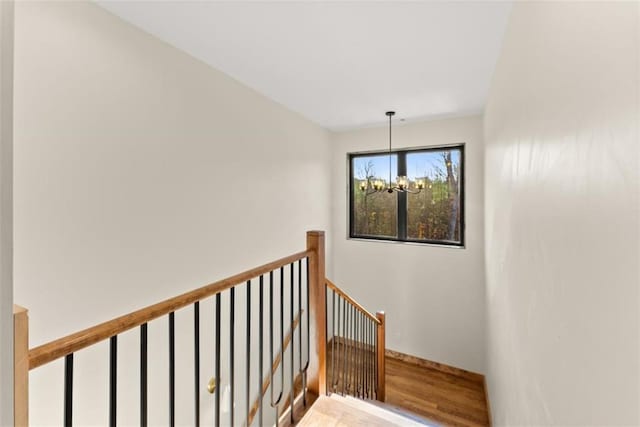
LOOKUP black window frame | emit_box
[348,143,465,247]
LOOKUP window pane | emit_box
[406,149,462,243]
[352,154,398,238]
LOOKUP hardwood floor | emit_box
[385,356,490,427]
[326,340,490,427]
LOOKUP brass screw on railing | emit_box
[208,377,216,394]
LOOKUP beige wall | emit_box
[484,2,639,425]
[330,115,486,373]
[0,1,14,425]
[13,2,330,424]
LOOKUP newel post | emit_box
[13,305,28,426]
[306,230,326,396]
[376,311,386,402]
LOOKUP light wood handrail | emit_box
[325,279,381,325]
[29,249,313,370]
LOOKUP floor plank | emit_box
[326,342,490,427]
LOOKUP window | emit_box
[349,145,464,246]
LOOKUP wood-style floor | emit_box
[385,356,490,427]
[325,340,490,427]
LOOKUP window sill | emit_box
[346,236,466,250]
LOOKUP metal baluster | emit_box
[297,259,302,388]
[169,313,175,427]
[345,303,350,395]
[360,313,366,399]
[349,305,355,395]
[341,297,347,396]
[355,310,360,397]
[194,303,200,427]
[363,316,367,399]
[360,312,364,398]
[110,335,117,427]
[367,318,371,399]
[259,275,264,427]
[245,280,251,427]
[302,258,310,406]
[215,293,221,427]
[230,287,235,427]
[289,263,295,423]
[141,324,148,427]
[270,270,284,427]
[64,353,73,427]
[356,312,360,397]
[331,290,336,393]
[374,319,378,399]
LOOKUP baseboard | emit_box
[385,348,484,383]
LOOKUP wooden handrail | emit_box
[29,249,313,370]
[325,279,381,325]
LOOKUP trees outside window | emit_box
[349,145,464,246]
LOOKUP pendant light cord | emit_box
[388,113,392,188]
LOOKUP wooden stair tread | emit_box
[296,395,431,426]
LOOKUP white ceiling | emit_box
[97,1,512,131]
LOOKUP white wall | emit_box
[484,2,639,425]
[13,2,330,425]
[330,115,486,373]
[0,1,14,425]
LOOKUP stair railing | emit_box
[11,230,384,426]
[325,279,386,402]
[13,231,331,426]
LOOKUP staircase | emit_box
[11,230,487,426]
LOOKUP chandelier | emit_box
[359,111,424,195]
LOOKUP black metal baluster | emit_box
[360,313,364,398]
[230,287,235,427]
[302,258,310,406]
[364,318,368,399]
[64,353,73,427]
[215,293,221,427]
[353,308,358,397]
[350,306,355,396]
[289,263,295,423]
[348,304,353,395]
[360,312,364,398]
[374,319,378,399]
[366,318,371,399]
[110,335,117,427]
[355,312,360,397]
[270,269,284,427]
[245,280,251,427]
[141,324,148,427]
[344,301,349,395]
[356,309,360,397]
[297,259,302,383]
[341,298,347,396]
[346,303,351,396]
[169,312,175,427]
[331,290,336,393]
[334,295,344,393]
[194,303,200,427]
[259,275,264,426]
